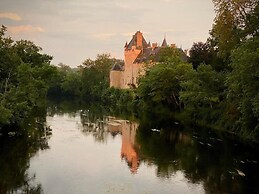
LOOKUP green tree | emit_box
[0,25,56,131]
[180,65,226,126]
[80,54,122,101]
[155,47,187,63]
[226,37,259,138]
[61,70,82,97]
[82,54,118,81]
[211,0,259,62]
[245,2,259,37]
[188,42,213,69]
[138,60,192,111]
[14,40,52,67]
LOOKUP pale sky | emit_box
[0,0,215,67]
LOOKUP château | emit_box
[109,31,186,89]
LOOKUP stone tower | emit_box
[123,31,148,88]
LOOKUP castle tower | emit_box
[161,37,168,47]
[121,31,148,88]
[124,31,148,65]
[109,31,184,89]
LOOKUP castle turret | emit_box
[147,41,151,47]
[161,37,168,47]
[124,42,128,48]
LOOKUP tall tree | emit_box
[180,65,226,125]
[211,0,259,61]
[188,42,212,69]
[226,36,259,137]
[137,48,192,112]
[245,2,259,37]
[80,54,122,100]
[0,26,56,130]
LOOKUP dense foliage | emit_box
[137,50,192,112]
[47,54,133,108]
[136,0,259,140]
[186,0,259,139]
[0,25,57,133]
[1,0,258,141]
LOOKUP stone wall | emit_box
[110,70,123,88]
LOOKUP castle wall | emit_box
[121,63,143,89]
[110,70,123,88]
[122,47,143,88]
[124,46,141,67]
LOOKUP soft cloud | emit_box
[0,12,22,21]
[92,33,117,41]
[121,32,136,37]
[8,25,45,34]
[0,0,215,67]
[121,31,150,37]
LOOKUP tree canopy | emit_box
[0,25,57,132]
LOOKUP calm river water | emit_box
[0,104,258,194]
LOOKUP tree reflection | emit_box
[80,110,109,143]
[47,100,259,193]
[135,117,259,194]
[0,110,51,194]
[78,109,259,194]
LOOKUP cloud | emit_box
[92,33,117,40]
[8,25,45,34]
[120,32,135,37]
[0,0,215,66]
[0,12,22,21]
[121,31,150,37]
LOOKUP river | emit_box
[0,102,258,194]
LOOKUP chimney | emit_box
[136,31,143,48]
[170,43,176,48]
[124,42,128,48]
[152,43,158,50]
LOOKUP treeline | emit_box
[46,54,135,111]
[0,25,134,135]
[0,22,136,134]
[0,25,58,133]
[137,0,259,140]
[1,0,258,140]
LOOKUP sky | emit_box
[0,0,215,67]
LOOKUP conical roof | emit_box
[161,37,168,47]
[111,63,123,71]
[126,31,148,49]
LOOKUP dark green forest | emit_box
[0,0,258,140]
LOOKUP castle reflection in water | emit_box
[108,118,139,173]
[80,114,140,173]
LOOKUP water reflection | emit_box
[107,118,139,174]
[136,123,259,194]
[0,114,51,194]
[1,100,258,194]
[78,107,259,194]
[80,112,140,173]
